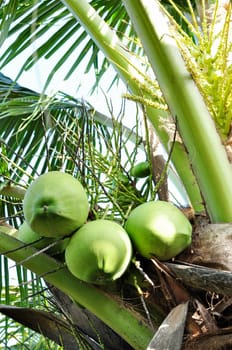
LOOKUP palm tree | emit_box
[1,0,232,349]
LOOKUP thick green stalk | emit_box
[61,0,203,212]
[122,0,232,222]
[0,229,153,350]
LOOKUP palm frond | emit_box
[0,1,135,89]
[0,0,198,90]
[0,0,19,47]
[0,304,96,349]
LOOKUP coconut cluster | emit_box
[19,171,192,285]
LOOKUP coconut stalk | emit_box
[121,0,232,222]
[61,0,203,213]
[0,228,153,350]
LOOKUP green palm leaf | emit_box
[0,0,196,89]
[0,1,134,88]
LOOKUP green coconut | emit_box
[130,161,150,178]
[17,221,70,255]
[125,201,192,261]
[23,171,89,237]
[65,219,133,284]
[17,221,53,248]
